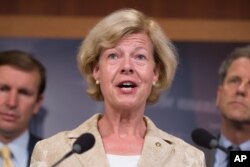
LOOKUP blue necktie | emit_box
[226,145,241,167]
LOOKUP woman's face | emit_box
[93,32,159,110]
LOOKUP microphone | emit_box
[191,128,229,154]
[51,133,95,167]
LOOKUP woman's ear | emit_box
[93,65,100,81]
[153,66,160,84]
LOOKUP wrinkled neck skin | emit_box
[97,104,147,155]
[98,103,147,138]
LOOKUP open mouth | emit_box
[117,81,137,88]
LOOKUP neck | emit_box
[0,129,26,144]
[97,112,146,155]
[222,120,250,145]
[100,103,147,136]
[98,112,147,138]
[0,135,15,144]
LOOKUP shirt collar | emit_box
[239,140,250,150]
[218,133,231,148]
[8,130,29,164]
[219,133,250,150]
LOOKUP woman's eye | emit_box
[136,54,146,60]
[108,53,118,59]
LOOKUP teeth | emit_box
[118,82,135,88]
[122,82,132,86]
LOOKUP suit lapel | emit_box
[138,135,174,167]
[73,132,110,167]
[66,116,110,167]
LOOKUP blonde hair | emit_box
[77,8,178,103]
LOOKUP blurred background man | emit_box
[0,50,46,167]
[213,45,250,167]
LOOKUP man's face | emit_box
[0,65,43,139]
[216,57,250,123]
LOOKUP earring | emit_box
[96,80,100,85]
[152,81,158,87]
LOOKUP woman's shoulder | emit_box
[36,113,101,146]
[144,116,204,156]
[160,129,204,155]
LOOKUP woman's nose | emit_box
[120,57,134,74]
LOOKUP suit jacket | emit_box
[30,114,206,167]
[28,133,42,167]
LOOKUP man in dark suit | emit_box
[212,45,250,167]
[0,50,46,167]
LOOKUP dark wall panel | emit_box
[0,0,249,19]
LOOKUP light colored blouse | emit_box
[107,154,140,167]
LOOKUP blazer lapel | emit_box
[74,132,110,167]
[138,135,174,167]
[66,122,110,167]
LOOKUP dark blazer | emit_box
[204,148,216,167]
[27,133,42,167]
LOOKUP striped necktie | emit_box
[0,146,14,167]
